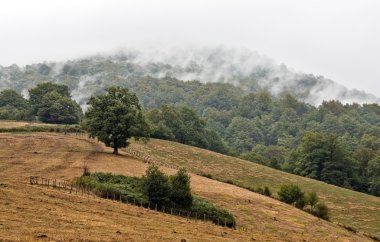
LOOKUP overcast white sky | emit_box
[0,0,379,95]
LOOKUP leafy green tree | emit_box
[37,91,82,124]
[146,105,227,153]
[170,168,193,207]
[0,89,30,120]
[83,87,150,154]
[225,117,264,153]
[295,132,350,186]
[0,89,28,109]
[144,165,171,206]
[29,82,70,110]
[277,184,305,208]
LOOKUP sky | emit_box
[0,0,379,96]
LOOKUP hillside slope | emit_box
[128,139,380,238]
[0,132,369,241]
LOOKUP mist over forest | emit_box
[0,46,379,110]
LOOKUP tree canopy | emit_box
[83,87,150,154]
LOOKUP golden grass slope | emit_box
[129,139,380,238]
[0,120,52,128]
[0,132,370,241]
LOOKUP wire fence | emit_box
[28,176,236,229]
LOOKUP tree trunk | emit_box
[113,147,119,155]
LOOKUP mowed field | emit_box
[0,120,52,128]
[0,131,372,241]
[129,139,380,238]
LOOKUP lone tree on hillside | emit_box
[83,87,150,154]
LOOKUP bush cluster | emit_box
[74,166,236,227]
[277,184,329,220]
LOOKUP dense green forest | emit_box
[1,55,380,197]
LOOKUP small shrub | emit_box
[256,187,264,194]
[277,184,305,209]
[170,168,193,207]
[311,202,329,220]
[226,179,234,185]
[144,165,171,206]
[199,172,213,179]
[263,186,272,197]
[305,191,318,209]
[191,198,235,228]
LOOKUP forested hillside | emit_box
[1,51,380,197]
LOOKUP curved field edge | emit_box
[128,138,380,237]
[0,132,369,241]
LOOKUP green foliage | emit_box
[277,184,305,208]
[263,186,272,197]
[74,170,235,227]
[294,132,351,186]
[37,91,82,124]
[367,155,380,196]
[311,202,329,220]
[169,168,193,207]
[0,89,29,109]
[305,191,319,209]
[277,184,329,219]
[0,89,30,120]
[29,82,70,107]
[83,87,150,154]
[190,197,235,228]
[143,165,171,206]
[146,105,228,154]
[241,144,287,170]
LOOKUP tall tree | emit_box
[83,87,149,154]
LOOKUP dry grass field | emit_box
[0,120,52,128]
[0,131,373,241]
[129,139,380,238]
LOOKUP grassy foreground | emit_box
[0,131,369,241]
[128,138,380,238]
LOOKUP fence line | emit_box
[28,176,236,229]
